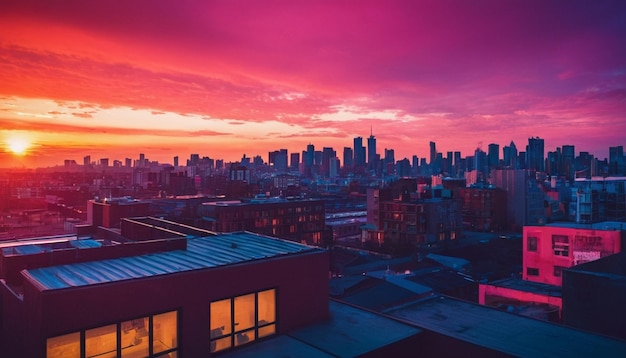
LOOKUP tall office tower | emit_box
[311,151,320,165]
[453,151,462,176]
[546,148,561,176]
[384,148,395,175]
[488,143,499,169]
[290,152,300,171]
[429,141,437,165]
[99,158,109,167]
[503,141,518,168]
[343,147,353,169]
[562,145,575,180]
[412,155,419,176]
[304,144,314,168]
[173,156,179,168]
[397,158,411,177]
[443,151,453,175]
[329,157,340,178]
[609,146,624,175]
[83,155,91,166]
[353,137,365,168]
[322,147,336,176]
[269,149,288,172]
[188,154,200,167]
[527,137,545,172]
[367,131,377,171]
[125,158,132,168]
[474,148,488,180]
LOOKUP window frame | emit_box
[210,288,277,354]
[46,309,179,358]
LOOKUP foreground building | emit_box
[0,230,329,357]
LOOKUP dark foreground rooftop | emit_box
[224,300,422,357]
[386,295,626,357]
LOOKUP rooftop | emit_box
[543,221,626,231]
[483,278,562,297]
[224,300,422,358]
[22,232,321,291]
[386,295,626,357]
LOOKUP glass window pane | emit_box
[86,324,117,358]
[234,329,255,347]
[121,317,149,358]
[47,332,80,358]
[211,337,231,353]
[257,289,276,325]
[153,311,178,354]
[210,299,232,338]
[234,293,255,332]
[258,324,276,338]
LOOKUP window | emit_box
[527,236,538,252]
[554,266,566,277]
[210,289,277,353]
[527,267,539,276]
[552,235,570,257]
[47,310,178,358]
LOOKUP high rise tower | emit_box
[367,127,377,171]
[527,137,545,172]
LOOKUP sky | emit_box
[1,0,625,168]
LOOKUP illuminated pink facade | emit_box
[523,222,624,286]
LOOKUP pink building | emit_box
[523,222,624,286]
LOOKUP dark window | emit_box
[554,266,565,277]
[527,267,539,276]
[527,236,538,251]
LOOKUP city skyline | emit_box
[1,1,626,168]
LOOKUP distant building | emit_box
[458,186,507,232]
[490,169,545,230]
[198,198,326,246]
[570,176,626,223]
[88,197,150,229]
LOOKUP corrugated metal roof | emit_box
[23,232,319,291]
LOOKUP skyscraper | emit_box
[527,137,545,172]
[488,143,499,169]
[429,141,437,166]
[353,137,365,168]
[367,131,377,171]
[343,147,354,169]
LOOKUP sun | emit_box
[6,137,31,155]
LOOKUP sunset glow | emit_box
[0,1,625,167]
[6,137,30,155]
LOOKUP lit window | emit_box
[47,311,178,358]
[210,289,277,353]
[153,311,178,355]
[86,324,116,358]
[47,332,80,358]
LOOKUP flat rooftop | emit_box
[224,300,422,357]
[543,221,626,231]
[484,278,562,298]
[22,232,321,291]
[386,296,626,357]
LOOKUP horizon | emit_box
[1,1,625,168]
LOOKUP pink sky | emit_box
[1,0,625,168]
